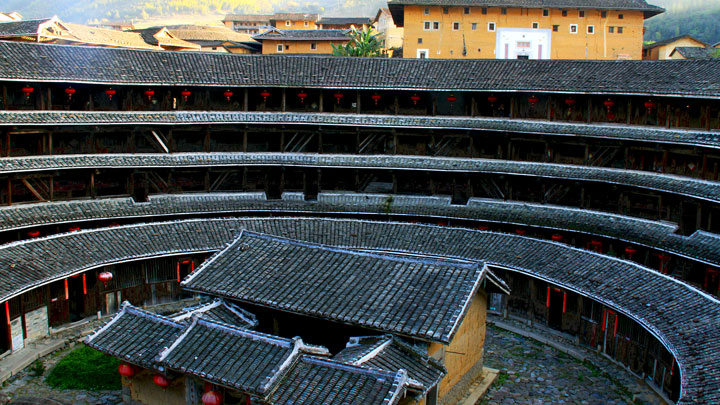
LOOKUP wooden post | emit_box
[510,96,516,118]
[394,95,399,115]
[90,171,95,198]
[7,178,11,206]
[47,88,52,111]
[627,100,632,125]
[281,89,286,112]
[167,129,173,153]
[49,175,53,201]
[243,129,248,152]
[204,127,210,152]
[243,88,249,112]
[665,104,671,128]
[5,131,9,157]
[587,97,592,123]
[48,132,53,155]
[356,91,361,114]
[318,92,324,113]
[2,86,7,110]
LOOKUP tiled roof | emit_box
[643,35,706,50]
[317,17,372,25]
[271,13,319,21]
[253,28,349,41]
[387,0,663,12]
[158,317,297,396]
[1,111,717,150]
[223,14,273,22]
[0,41,718,97]
[169,299,258,328]
[0,217,718,402]
[334,335,446,395]
[182,231,488,343]
[670,47,717,60]
[85,302,184,370]
[1,152,717,202]
[0,18,47,37]
[268,356,407,404]
[0,192,717,266]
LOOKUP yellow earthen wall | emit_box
[428,290,487,399]
[645,38,708,60]
[273,20,317,29]
[403,6,644,60]
[126,372,186,405]
[261,40,347,54]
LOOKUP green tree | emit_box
[332,27,386,58]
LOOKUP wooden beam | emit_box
[20,178,46,201]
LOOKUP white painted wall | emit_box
[496,28,551,60]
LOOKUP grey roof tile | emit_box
[170,299,258,328]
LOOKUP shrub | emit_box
[30,359,45,377]
[45,346,121,391]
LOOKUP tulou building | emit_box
[388,0,664,59]
[0,39,718,403]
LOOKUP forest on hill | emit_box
[644,0,720,45]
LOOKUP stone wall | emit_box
[10,317,23,352]
[25,307,48,342]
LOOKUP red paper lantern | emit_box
[625,247,637,256]
[564,98,576,107]
[528,95,539,105]
[477,225,489,231]
[98,271,113,287]
[297,91,308,103]
[371,94,381,105]
[410,94,421,105]
[644,100,656,113]
[153,375,169,389]
[21,85,34,101]
[201,391,223,405]
[181,89,191,102]
[447,94,457,103]
[144,89,155,101]
[515,229,527,235]
[334,91,344,104]
[105,89,116,101]
[487,95,498,105]
[223,89,234,102]
[68,226,80,232]
[603,99,615,110]
[27,230,40,238]
[65,87,76,100]
[260,90,271,102]
[118,363,135,378]
[551,234,563,241]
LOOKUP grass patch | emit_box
[45,346,121,391]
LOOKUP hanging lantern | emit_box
[644,100,656,114]
[153,375,169,389]
[118,363,135,378]
[410,94,421,106]
[21,85,34,101]
[625,247,637,256]
[477,225,489,231]
[515,229,527,235]
[333,91,344,105]
[487,95,498,105]
[564,98,576,107]
[371,93,381,106]
[551,234,563,241]
[297,90,308,103]
[260,90,271,102]
[68,226,80,232]
[447,94,457,104]
[603,99,615,111]
[27,230,40,238]
[65,87,76,100]
[181,89,191,102]
[223,89,234,102]
[98,271,113,288]
[528,95,539,106]
[201,391,223,405]
[144,89,155,101]
[105,89,116,101]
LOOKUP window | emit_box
[618,26,623,34]
[570,24,577,33]
[543,9,549,17]
[276,44,283,52]
[417,49,428,59]
[553,25,559,32]
[562,9,567,17]
[482,7,487,15]
[310,42,317,50]
[285,20,291,26]
[464,7,470,14]
[488,22,495,31]
[601,11,607,18]
[587,25,594,34]
[443,7,449,14]
[532,22,539,29]
[501,8,507,15]
[471,23,477,30]
[424,21,431,30]
[608,26,614,33]
[618,13,624,19]
[579,10,585,18]
[453,22,459,30]
[424,7,430,15]
[304,21,309,27]
[433,21,440,30]
[418,38,423,44]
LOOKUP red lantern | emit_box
[65,87,76,100]
[625,247,637,256]
[297,91,308,103]
[118,363,135,378]
[551,234,563,241]
[410,94,421,105]
[644,100,656,114]
[564,98,576,107]
[260,90,271,102]
[21,85,34,101]
[223,89,234,102]
[607,111,616,121]
[477,225,489,231]
[528,95,539,105]
[144,89,155,101]
[27,230,40,238]
[153,375,169,389]
[371,94,381,105]
[201,391,223,405]
[333,91,344,104]
[603,99,615,111]
[98,271,113,288]
[105,89,116,101]
[487,95,498,105]
[181,89,191,102]
[515,229,527,235]
[447,94,457,104]
[68,226,80,232]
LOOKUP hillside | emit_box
[644,0,720,45]
[4,0,386,24]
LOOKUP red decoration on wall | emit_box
[153,375,169,389]
[181,89,191,102]
[297,90,308,103]
[223,89,234,102]
[98,271,113,288]
[371,94,382,105]
[65,87,76,100]
[82,274,87,295]
[201,391,223,405]
[260,90,271,102]
[410,94,421,105]
[118,363,135,378]
[334,91,344,104]
[5,302,9,326]
[176,262,181,283]
[546,287,550,308]
[562,292,567,313]
[21,85,34,101]
[64,279,69,300]
[144,89,155,101]
[105,89,116,101]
